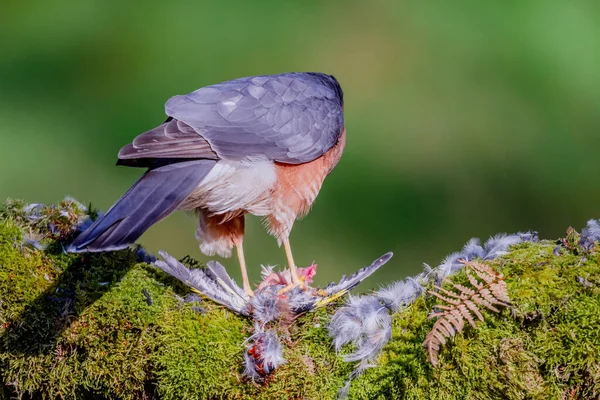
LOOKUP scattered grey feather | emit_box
[422,263,434,275]
[136,246,156,264]
[191,305,206,314]
[582,219,600,242]
[581,219,600,251]
[461,238,485,261]
[519,231,539,242]
[328,295,391,372]
[23,203,44,214]
[580,238,595,252]
[23,203,45,223]
[48,222,58,234]
[337,380,351,399]
[435,251,462,283]
[142,288,153,306]
[243,325,286,380]
[577,276,594,288]
[21,238,47,251]
[329,296,381,350]
[260,329,286,374]
[184,293,202,303]
[483,234,522,260]
[243,352,262,381]
[174,294,184,303]
[376,275,424,312]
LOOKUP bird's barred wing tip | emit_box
[155,250,250,315]
[206,260,248,300]
[322,252,394,299]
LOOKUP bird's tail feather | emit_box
[68,159,216,253]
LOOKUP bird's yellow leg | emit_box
[236,241,254,297]
[281,238,307,291]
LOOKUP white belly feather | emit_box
[178,159,277,216]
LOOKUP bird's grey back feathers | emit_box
[164,72,344,164]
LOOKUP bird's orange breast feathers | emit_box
[266,128,346,241]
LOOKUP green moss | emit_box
[1,199,600,399]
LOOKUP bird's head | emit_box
[306,72,344,107]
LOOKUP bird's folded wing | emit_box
[118,118,218,166]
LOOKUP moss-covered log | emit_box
[1,199,599,399]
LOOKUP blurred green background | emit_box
[1,1,599,289]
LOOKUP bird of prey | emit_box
[68,72,346,296]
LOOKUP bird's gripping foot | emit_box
[276,238,313,294]
[277,280,309,295]
[280,239,300,294]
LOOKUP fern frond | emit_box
[466,270,482,289]
[468,261,501,284]
[423,261,511,367]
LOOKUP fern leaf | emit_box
[473,292,501,312]
[463,299,485,323]
[423,261,511,367]
[490,282,511,303]
[458,304,478,328]
[447,310,464,333]
[431,304,455,311]
[452,283,476,296]
[469,261,500,283]
[429,290,461,305]
[436,284,465,299]
[466,268,483,289]
[438,318,456,337]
